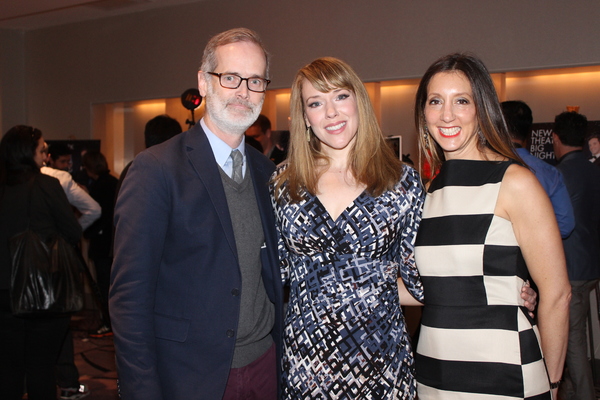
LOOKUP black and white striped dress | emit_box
[414,160,551,399]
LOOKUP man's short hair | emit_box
[48,142,72,161]
[588,133,600,142]
[501,100,533,142]
[250,114,271,135]
[200,28,270,78]
[554,111,588,147]
[144,115,182,148]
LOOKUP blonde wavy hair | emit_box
[274,57,402,202]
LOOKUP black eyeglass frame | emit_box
[206,72,271,93]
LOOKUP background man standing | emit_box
[553,111,600,400]
[110,28,283,400]
[41,143,101,231]
[245,114,288,165]
[40,141,99,400]
[501,100,574,238]
[588,134,600,166]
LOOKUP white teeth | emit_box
[326,122,346,131]
[439,127,460,136]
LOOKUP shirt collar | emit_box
[200,118,246,169]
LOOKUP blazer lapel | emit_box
[184,124,238,260]
[247,151,275,229]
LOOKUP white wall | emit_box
[1,0,599,141]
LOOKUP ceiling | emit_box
[0,0,204,31]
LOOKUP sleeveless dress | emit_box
[414,160,552,399]
[271,165,425,399]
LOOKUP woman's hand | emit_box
[521,281,537,317]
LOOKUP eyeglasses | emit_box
[206,72,270,93]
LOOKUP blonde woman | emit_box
[271,57,425,399]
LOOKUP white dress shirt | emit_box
[41,166,101,230]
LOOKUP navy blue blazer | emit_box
[110,123,283,400]
[556,150,600,281]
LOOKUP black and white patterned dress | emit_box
[414,160,551,399]
[271,165,425,399]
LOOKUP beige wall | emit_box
[505,67,600,122]
[0,29,26,130]
[1,0,599,141]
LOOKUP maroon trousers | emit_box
[223,343,277,400]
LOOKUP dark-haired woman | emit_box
[413,54,570,399]
[0,125,82,399]
[81,150,118,337]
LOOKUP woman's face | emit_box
[302,79,359,156]
[33,137,47,168]
[424,71,480,160]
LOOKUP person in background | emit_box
[81,150,118,339]
[244,133,264,153]
[587,133,600,166]
[41,145,101,231]
[110,28,283,400]
[41,143,99,400]
[246,114,285,165]
[501,100,574,238]
[552,111,600,400]
[413,53,570,399]
[246,114,272,155]
[269,130,289,165]
[47,142,73,172]
[116,114,182,195]
[0,125,82,400]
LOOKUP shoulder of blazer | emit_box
[246,145,276,179]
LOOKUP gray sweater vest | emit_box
[219,167,274,368]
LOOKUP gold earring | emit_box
[306,126,311,142]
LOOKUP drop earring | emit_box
[306,126,311,142]
[478,130,486,146]
[424,126,430,149]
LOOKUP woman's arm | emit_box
[397,278,424,305]
[397,166,426,304]
[499,164,571,395]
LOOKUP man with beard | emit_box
[110,28,283,400]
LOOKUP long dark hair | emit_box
[0,125,43,184]
[414,53,522,173]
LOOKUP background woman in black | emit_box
[82,150,118,337]
[0,125,82,400]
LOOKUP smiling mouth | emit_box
[439,127,460,137]
[326,122,346,131]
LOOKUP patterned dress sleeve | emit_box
[398,165,425,302]
[269,167,291,286]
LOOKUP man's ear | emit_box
[198,71,208,97]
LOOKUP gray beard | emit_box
[204,86,263,136]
